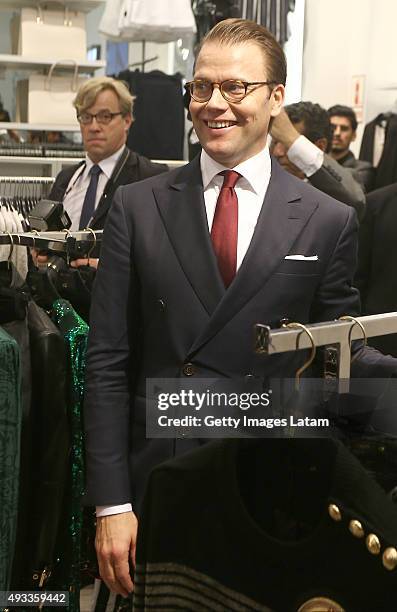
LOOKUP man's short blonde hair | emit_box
[73,76,135,117]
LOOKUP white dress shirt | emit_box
[287,134,324,177]
[96,146,273,518]
[62,145,126,230]
[373,124,386,167]
[201,146,272,270]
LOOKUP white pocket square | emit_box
[284,255,318,261]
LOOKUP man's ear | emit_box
[352,130,357,142]
[314,137,328,152]
[270,84,285,117]
[124,113,133,131]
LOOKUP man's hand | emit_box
[31,248,49,267]
[269,108,301,150]
[70,258,99,269]
[95,511,138,596]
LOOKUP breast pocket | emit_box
[275,259,320,276]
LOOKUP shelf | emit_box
[0,54,105,72]
[0,122,80,131]
[0,0,105,12]
[0,155,82,175]
[0,155,187,167]
[0,155,83,164]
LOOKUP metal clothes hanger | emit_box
[286,322,316,390]
[338,315,367,363]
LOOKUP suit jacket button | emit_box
[158,299,166,311]
[183,362,195,376]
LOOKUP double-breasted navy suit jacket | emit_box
[84,156,397,509]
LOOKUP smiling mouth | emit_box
[206,120,237,129]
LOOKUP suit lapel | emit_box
[188,160,320,354]
[153,157,225,315]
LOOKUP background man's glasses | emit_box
[77,111,123,125]
[185,79,276,103]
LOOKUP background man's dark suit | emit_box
[355,182,397,356]
[337,150,375,193]
[48,147,167,231]
[84,156,396,510]
[359,114,397,190]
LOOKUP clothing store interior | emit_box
[1,1,397,611]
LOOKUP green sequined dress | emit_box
[51,299,89,612]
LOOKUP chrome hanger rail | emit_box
[255,313,397,391]
[0,229,103,255]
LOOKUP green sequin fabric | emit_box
[51,299,89,612]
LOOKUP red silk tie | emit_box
[211,170,240,288]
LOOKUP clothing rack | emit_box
[129,41,158,72]
[0,177,55,184]
[0,229,102,256]
[255,313,397,390]
[0,176,55,199]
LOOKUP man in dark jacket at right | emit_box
[328,104,375,192]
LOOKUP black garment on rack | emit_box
[238,0,296,44]
[9,300,69,591]
[117,69,185,160]
[3,305,32,591]
[359,113,391,164]
[355,182,397,357]
[134,438,397,611]
[359,113,397,190]
[25,301,68,589]
[192,1,241,41]
[0,325,21,591]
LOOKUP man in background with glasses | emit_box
[36,76,167,269]
[84,19,397,598]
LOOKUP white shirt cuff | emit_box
[287,135,324,177]
[96,503,133,517]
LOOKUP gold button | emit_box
[328,503,342,522]
[182,362,195,376]
[297,596,345,612]
[382,547,397,571]
[349,519,364,538]
[366,533,381,555]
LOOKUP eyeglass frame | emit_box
[185,79,277,103]
[77,111,124,125]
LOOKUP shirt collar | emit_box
[85,144,126,180]
[200,146,271,194]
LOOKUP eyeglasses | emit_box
[77,111,123,125]
[185,79,276,103]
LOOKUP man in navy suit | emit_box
[84,18,397,596]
